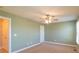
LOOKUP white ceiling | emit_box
[0,6,79,23]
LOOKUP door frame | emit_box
[76,20,79,45]
[40,25,44,42]
[0,16,11,53]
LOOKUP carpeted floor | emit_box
[19,42,79,53]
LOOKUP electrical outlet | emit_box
[14,34,17,37]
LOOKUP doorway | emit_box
[0,17,10,53]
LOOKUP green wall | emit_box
[45,21,77,45]
[0,10,40,52]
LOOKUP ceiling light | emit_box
[41,14,57,24]
[48,20,52,23]
[45,20,49,24]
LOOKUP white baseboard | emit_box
[45,41,77,47]
[12,42,41,53]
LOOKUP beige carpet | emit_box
[19,42,79,53]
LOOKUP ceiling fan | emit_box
[40,14,58,24]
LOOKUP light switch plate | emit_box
[14,34,17,37]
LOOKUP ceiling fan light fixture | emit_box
[49,16,52,20]
[41,14,57,24]
[45,20,49,24]
[48,20,52,23]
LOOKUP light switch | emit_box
[14,34,17,37]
